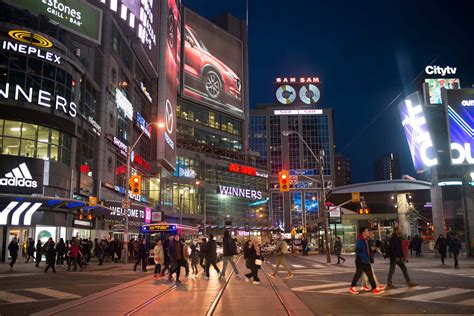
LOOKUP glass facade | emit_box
[302,115,331,175]
[0,119,71,165]
[269,116,282,174]
[249,116,267,167]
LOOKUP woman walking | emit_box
[244,239,261,285]
[190,244,200,275]
[153,239,164,280]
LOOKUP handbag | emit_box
[255,259,262,266]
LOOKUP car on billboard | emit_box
[183,24,241,106]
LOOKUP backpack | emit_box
[281,241,288,254]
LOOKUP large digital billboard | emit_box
[446,89,474,165]
[425,78,460,105]
[182,9,244,118]
[398,92,438,173]
[274,77,322,107]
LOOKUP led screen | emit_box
[183,9,244,118]
[446,89,474,165]
[425,78,460,104]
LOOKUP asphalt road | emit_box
[0,260,148,316]
[265,253,474,314]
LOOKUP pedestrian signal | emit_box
[279,170,290,192]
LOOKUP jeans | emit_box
[245,259,260,282]
[9,254,17,267]
[440,251,446,265]
[56,253,64,265]
[351,262,376,289]
[82,253,90,269]
[387,258,411,284]
[68,256,78,271]
[361,265,379,287]
[45,257,56,272]
[134,256,147,271]
[453,253,459,268]
[274,255,291,274]
[35,253,42,266]
[220,256,240,276]
[336,253,346,264]
[154,263,161,274]
[205,258,220,277]
[25,254,35,263]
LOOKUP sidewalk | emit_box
[33,257,312,316]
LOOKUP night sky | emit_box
[185,0,474,182]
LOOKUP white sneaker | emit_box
[253,281,260,285]
[245,277,251,283]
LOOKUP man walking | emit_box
[44,238,57,273]
[220,230,240,279]
[386,227,416,289]
[434,234,448,265]
[334,237,346,264]
[25,238,35,263]
[8,237,19,270]
[168,235,185,283]
[204,234,220,279]
[269,233,292,278]
[35,240,43,267]
[161,235,173,277]
[449,234,462,269]
[348,227,383,295]
[133,238,148,272]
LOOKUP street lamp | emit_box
[123,121,164,264]
[282,130,331,264]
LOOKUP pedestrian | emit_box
[334,237,346,264]
[56,238,66,265]
[98,237,107,265]
[219,230,240,279]
[302,236,309,256]
[8,237,19,270]
[269,233,292,278]
[361,232,384,291]
[181,239,190,277]
[190,244,200,275]
[199,238,207,270]
[413,235,422,257]
[35,240,43,267]
[244,239,261,284]
[67,239,81,272]
[348,227,383,295]
[386,227,416,290]
[408,236,413,257]
[44,238,57,273]
[134,238,148,272]
[161,235,173,277]
[25,238,36,263]
[434,234,448,265]
[204,234,220,279]
[81,239,91,269]
[449,234,462,269]
[153,239,164,280]
[116,240,123,263]
[168,234,185,283]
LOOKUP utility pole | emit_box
[319,150,331,263]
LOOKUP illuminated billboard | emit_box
[425,78,460,104]
[398,92,438,172]
[274,77,322,107]
[183,9,244,118]
[446,89,474,165]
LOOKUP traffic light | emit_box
[359,207,370,215]
[278,170,290,192]
[129,175,142,194]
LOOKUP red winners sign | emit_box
[229,164,256,176]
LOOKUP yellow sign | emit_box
[88,196,97,206]
[146,224,177,231]
[351,192,360,203]
[8,30,53,48]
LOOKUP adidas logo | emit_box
[0,163,38,188]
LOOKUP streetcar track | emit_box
[124,283,177,315]
[261,263,293,316]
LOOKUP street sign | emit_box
[289,175,298,185]
[88,196,97,206]
[351,192,360,203]
[329,207,342,224]
[121,199,131,209]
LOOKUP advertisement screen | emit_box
[425,78,460,104]
[398,92,438,172]
[446,89,474,165]
[274,77,322,107]
[0,155,44,194]
[183,9,244,118]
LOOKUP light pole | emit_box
[123,121,164,264]
[282,130,331,263]
[196,180,207,236]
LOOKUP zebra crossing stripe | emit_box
[291,264,305,268]
[381,286,429,296]
[404,288,472,302]
[292,282,349,292]
[0,291,36,303]
[27,288,81,300]
[458,297,474,306]
[318,287,353,294]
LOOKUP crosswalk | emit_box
[0,288,80,304]
[414,268,474,279]
[291,282,474,306]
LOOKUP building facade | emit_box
[335,154,352,187]
[373,153,401,181]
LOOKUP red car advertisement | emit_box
[183,9,244,118]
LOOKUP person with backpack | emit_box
[269,233,292,278]
[386,227,416,289]
[219,230,240,279]
[8,237,19,270]
[44,238,57,273]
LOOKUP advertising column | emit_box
[156,0,180,171]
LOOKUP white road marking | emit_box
[312,264,326,268]
[318,287,353,294]
[26,288,81,300]
[457,298,474,306]
[404,288,472,302]
[291,282,349,292]
[381,286,429,296]
[291,264,305,268]
[0,291,36,303]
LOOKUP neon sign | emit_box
[275,77,320,84]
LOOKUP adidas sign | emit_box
[0,163,38,188]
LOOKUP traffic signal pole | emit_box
[124,147,131,264]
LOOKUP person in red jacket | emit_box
[67,239,81,272]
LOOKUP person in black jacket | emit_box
[8,237,19,270]
[56,238,66,265]
[449,234,462,269]
[434,234,448,265]
[161,235,173,277]
[133,238,148,272]
[168,234,186,284]
[199,238,207,270]
[386,227,416,289]
[35,240,43,267]
[25,238,36,263]
[244,239,261,284]
[44,238,57,273]
[219,230,240,279]
[204,234,220,279]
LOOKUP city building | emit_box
[335,154,352,186]
[373,153,401,181]
[250,77,336,234]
